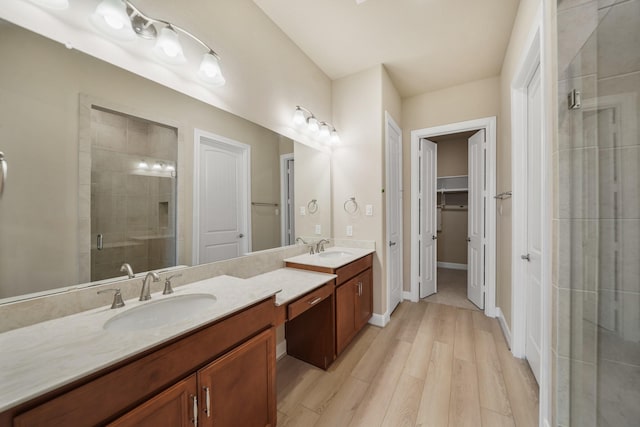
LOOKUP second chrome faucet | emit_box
[139,272,160,301]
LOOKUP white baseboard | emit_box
[496,307,512,349]
[276,339,287,360]
[403,291,417,302]
[369,312,389,327]
[437,262,468,270]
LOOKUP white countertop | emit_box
[248,268,336,306]
[283,246,375,269]
[0,275,281,412]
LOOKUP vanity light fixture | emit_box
[43,0,227,86]
[152,161,163,170]
[292,106,341,145]
[138,160,149,169]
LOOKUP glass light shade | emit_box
[138,161,149,169]
[90,0,136,41]
[292,108,306,128]
[330,130,341,145]
[307,116,319,134]
[319,123,330,142]
[198,53,226,86]
[28,0,69,10]
[153,26,186,64]
[152,162,163,170]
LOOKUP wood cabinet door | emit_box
[107,375,197,427]
[336,278,357,355]
[197,328,276,427]
[355,268,373,330]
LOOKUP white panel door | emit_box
[467,130,485,309]
[386,115,403,313]
[198,139,248,264]
[420,139,437,298]
[525,65,542,383]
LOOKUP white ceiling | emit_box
[253,0,520,98]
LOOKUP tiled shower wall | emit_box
[556,0,640,425]
[90,108,177,281]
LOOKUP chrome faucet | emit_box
[139,272,160,301]
[120,263,135,279]
[316,239,330,253]
[295,237,307,245]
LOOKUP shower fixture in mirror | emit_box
[0,18,331,302]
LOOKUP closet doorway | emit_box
[410,117,497,317]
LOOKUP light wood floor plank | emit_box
[453,309,476,363]
[396,301,427,343]
[448,358,482,427]
[380,373,423,427]
[348,340,412,427]
[313,376,369,427]
[277,405,321,427]
[415,341,453,427]
[475,329,513,416]
[277,356,324,416]
[481,407,516,427]
[472,310,494,332]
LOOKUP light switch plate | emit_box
[315,224,321,235]
[346,225,353,236]
[365,204,373,216]
[300,206,306,215]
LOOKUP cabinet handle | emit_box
[203,386,211,418]
[357,281,363,296]
[308,296,322,306]
[191,395,198,426]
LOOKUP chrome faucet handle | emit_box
[309,245,315,255]
[97,288,125,309]
[163,274,183,295]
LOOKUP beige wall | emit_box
[437,138,468,265]
[401,77,501,292]
[497,0,541,329]
[0,24,286,297]
[294,143,331,240]
[332,66,386,315]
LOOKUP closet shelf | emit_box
[437,175,468,193]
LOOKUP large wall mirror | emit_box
[0,18,331,302]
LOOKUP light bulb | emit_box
[330,130,341,145]
[319,123,330,141]
[28,0,69,10]
[138,161,149,169]
[307,116,319,134]
[90,0,135,41]
[292,108,306,128]
[152,162,162,170]
[198,52,226,86]
[153,26,186,64]
[165,164,175,172]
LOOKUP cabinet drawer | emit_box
[335,254,373,285]
[287,282,333,320]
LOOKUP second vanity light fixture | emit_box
[29,0,225,87]
[292,106,341,145]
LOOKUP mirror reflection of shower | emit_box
[90,107,177,282]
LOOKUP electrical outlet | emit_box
[365,204,373,216]
[315,224,321,235]
[300,206,306,216]
[346,225,353,236]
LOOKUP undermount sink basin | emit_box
[318,251,353,258]
[104,293,217,331]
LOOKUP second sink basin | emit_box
[104,293,217,331]
[318,251,353,258]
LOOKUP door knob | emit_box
[466,237,471,242]
[389,241,397,247]
[521,254,530,261]
[432,235,437,240]
[238,233,244,238]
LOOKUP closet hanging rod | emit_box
[494,191,512,200]
[252,202,279,207]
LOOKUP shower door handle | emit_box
[97,234,104,251]
[0,151,6,198]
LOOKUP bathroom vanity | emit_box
[284,248,374,356]
[0,276,281,427]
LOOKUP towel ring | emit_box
[343,197,358,214]
[307,199,318,214]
